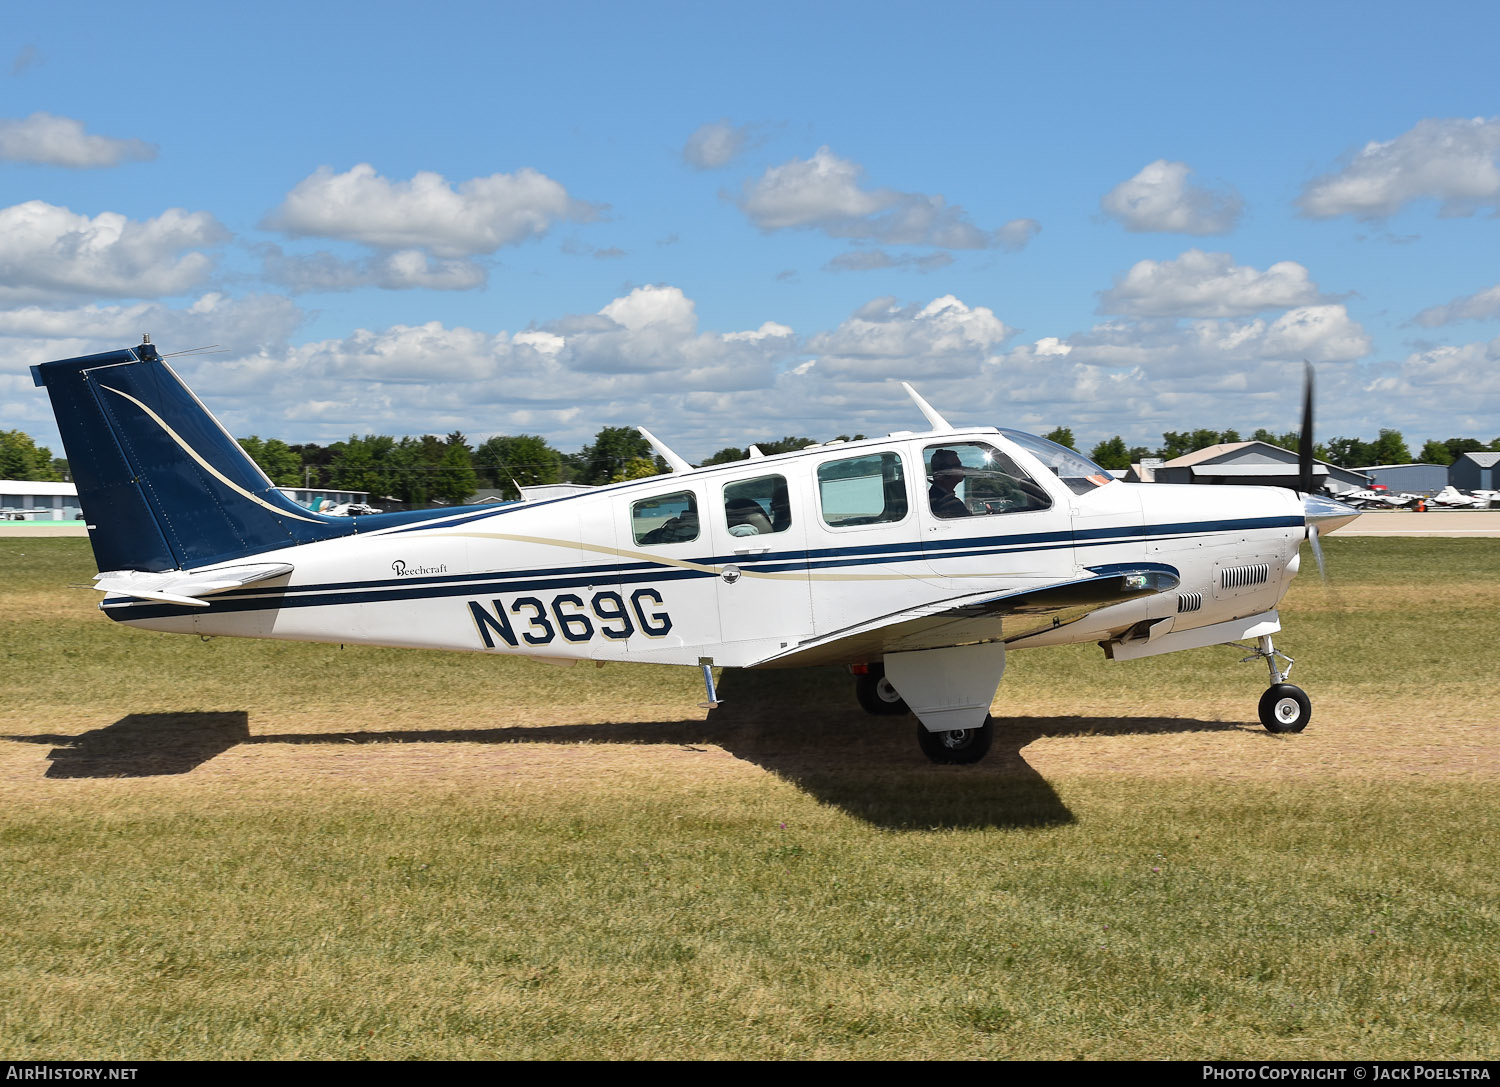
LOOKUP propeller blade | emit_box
[1302,492,1359,587]
[1308,522,1327,584]
[1298,361,1315,495]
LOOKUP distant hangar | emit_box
[1130,441,1371,493]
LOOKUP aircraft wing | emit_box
[749,566,1179,669]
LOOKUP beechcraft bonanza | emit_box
[33,341,1360,764]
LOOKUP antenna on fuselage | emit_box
[637,426,693,474]
[902,382,955,433]
[748,445,765,459]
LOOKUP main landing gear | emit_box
[1237,633,1312,733]
[915,715,995,764]
[851,661,995,764]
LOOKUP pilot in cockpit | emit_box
[928,448,970,518]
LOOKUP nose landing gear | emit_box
[1236,633,1311,733]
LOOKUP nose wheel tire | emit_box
[856,665,910,716]
[916,716,994,764]
[1258,684,1311,733]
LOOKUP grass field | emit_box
[2,537,1497,1059]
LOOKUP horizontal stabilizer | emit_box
[750,567,1178,669]
[94,562,294,607]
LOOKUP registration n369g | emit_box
[466,588,672,649]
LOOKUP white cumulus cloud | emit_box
[166,285,803,446]
[598,284,698,335]
[1299,117,1500,220]
[1060,304,1370,377]
[265,163,598,257]
[558,285,795,377]
[741,147,889,229]
[739,147,1036,250]
[804,295,1014,378]
[0,293,304,347]
[1364,336,1500,428]
[1258,304,1371,361]
[4,276,1396,462]
[1098,250,1322,317]
[0,112,155,168]
[0,200,225,303]
[1101,160,1243,235]
[1411,283,1500,327]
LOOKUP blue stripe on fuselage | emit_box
[103,514,1300,621]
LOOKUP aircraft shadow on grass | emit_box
[15,711,250,779]
[11,668,1248,830]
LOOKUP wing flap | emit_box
[750,567,1178,669]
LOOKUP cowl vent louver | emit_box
[1220,563,1269,590]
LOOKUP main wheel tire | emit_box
[855,665,909,715]
[1258,684,1311,733]
[916,716,994,764]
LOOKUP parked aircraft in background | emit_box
[1427,485,1495,509]
[1338,487,1422,510]
[32,341,1358,763]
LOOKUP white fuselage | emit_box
[105,428,1307,669]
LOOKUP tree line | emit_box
[5,424,1499,497]
[1070,429,1500,472]
[0,430,66,481]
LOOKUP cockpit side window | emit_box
[723,474,790,536]
[817,452,908,527]
[923,442,1052,518]
[631,490,699,545]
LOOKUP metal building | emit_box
[1451,452,1500,490]
[0,480,81,521]
[1150,441,1370,492]
[1364,464,1448,496]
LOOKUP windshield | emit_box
[998,429,1114,495]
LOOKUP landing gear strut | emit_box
[1235,633,1311,733]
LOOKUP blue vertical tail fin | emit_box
[32,342,350,572]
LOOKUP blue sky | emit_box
[4,0,1499,461]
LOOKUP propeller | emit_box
[1298,362,1315,496]
[1296,361,1358,582]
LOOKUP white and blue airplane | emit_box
[32,340,1359,764]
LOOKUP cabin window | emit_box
[923,442,1052,518]
[631,490,699,545]
[817,452,908,527]
[723,474,791,536]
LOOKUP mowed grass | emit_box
[1,537,1498,1059]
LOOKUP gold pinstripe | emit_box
[434,530,923,581]
[99,384,327,525]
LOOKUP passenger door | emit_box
[706,470,813,662]
[805,447,934,633]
